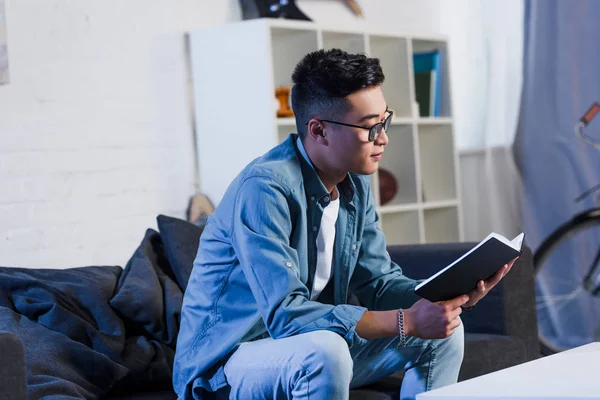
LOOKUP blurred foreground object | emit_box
[239,0,311,21]
[343,0,364,18]
[186,193,215,228]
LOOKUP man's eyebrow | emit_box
[358,106,389,122]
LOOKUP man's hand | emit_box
[403,295,469,339]
[463,257,519,309]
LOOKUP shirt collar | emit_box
[292,135,355,203]
[296,135,315,171]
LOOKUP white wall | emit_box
[299,0,443,34]
[440,0,524,151]
[0,0,241,268]
[441,0,524,241]
[0,0,444,269]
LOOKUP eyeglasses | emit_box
[320,110,394,142]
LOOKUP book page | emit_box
[510,233,525,250]
[490,232,524,251]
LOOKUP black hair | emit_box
[291,48,385,137]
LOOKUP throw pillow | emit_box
[156,214,204,291]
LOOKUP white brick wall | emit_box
[0,0,444,269]
[0,0,241,268]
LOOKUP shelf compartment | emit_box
[277,124,294,144]
[390,116,413,125]
[380,210,421,245]
[417,117,452,125]
[322,31,366,54]
[411,39,452,118]
[370,172,380,207]
[422,199,458,210]
[418,123,457,202]
[368,35,412,118]
[277,117,296,126]
[423,206,460,243]
[378,203,420,214]
[271,27,319,89]
[377,124,418,206]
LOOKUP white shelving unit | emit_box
[189,19,463,245]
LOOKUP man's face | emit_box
[324,86,389,176]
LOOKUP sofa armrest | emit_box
[0,331,27,400]
[387,242,539,361]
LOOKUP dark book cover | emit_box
[414,233,524,303]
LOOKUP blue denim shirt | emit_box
[173,134,420,399]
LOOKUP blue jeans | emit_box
[223,322,464,400]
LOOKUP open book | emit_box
[414,233,525,303]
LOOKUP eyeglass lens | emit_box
[369,114,393,141]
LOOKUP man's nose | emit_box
[376,127,389,146]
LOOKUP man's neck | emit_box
[314,166,342,199]
[300,137,346,196]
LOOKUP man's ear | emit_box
[307,119,328,145]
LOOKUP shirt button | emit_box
[313,226,318,232]
[352,244,357,250]
[323,196,330,202]
[310,196,316,202]
[285,261,293,268]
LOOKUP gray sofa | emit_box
[0,215,539,400]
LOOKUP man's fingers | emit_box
[449,305,463,320]
[503,257,518,275]
[450,317,462,329]
[477,280,485,292]
[444,317,462,337]
[464,257,520,311]
[505,258,517,273]
[442,294,469,310]
[486,264,507,287]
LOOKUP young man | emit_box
[173,49,516,400]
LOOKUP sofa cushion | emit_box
[350,389,398,400]
[0,227,189,399]
[0,263,129,399]
[0,332,28,400]
[351,370,404,400]
[0,306,129,399]
[106,390,177,400]
[460,333,528,381]
[157,214,204,291]
[108,229,183,393]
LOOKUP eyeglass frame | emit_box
[316,110,394,142]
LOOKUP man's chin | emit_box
[352,165,379,176]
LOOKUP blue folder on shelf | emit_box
[413,50,442,117]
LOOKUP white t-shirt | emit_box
[296,138,339,301]
[311,196,339,300]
